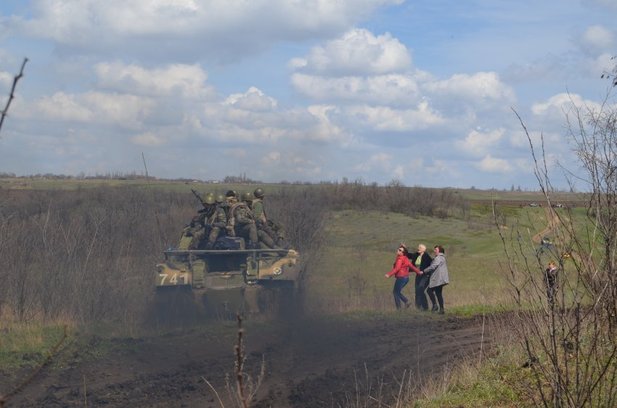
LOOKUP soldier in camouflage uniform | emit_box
[242,191,278,248]
[178,193,216,250]
[205,194,228,249]
[227,195,259,249]
[252,188,288,248]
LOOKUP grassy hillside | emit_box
[306,209,507,314]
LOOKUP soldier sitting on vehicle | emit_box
[251,188,288,249]
[177,193,216,250]
[205,194,229,249]
[241,191,279,249]
[227,194,260,249]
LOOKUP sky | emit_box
[0,0,616,190]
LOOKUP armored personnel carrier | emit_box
[154,189,300,320]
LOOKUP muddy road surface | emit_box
[2,313,489,407]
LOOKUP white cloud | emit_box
[457,128,505,156]
[392,164,404,179]
[131,131,167,146]
[580,25,614,54]
[353,152,391,172]
[424,159,454,176]
[21,91,155,129]
[225,148,247,159]
[261,151,281,164]
[0,71,12,90]
[15,0,402,61]
[306,105,353,144]
[346,101,444,131]
[423,72,516,108]
[530,93,598,123]
[291,73,423,105]
[476,155,512,173]
[258,150,322,178]
[95,62,215,99]
[295,28,412,76]
[224,87,277,112]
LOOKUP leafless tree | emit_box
[500,95,617,406]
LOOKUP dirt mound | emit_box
[3,314,489,407]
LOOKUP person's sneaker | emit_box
[431,305,439,312]
[438,309,445,315]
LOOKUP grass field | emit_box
[306,206,534,314]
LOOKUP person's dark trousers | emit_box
[414,274,429,310]
[427,284,445,313]
[392,277,410,309]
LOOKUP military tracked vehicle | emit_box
[154,188,300,320]
[155,245,299,318]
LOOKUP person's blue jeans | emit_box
[392,277,410,309]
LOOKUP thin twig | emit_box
[202,376,225,408]
[235,314,249,408]
[0,58,28,135]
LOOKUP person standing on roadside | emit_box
[544,260,558,306]
[422,245,449,314]
[385,244,421,310]
[409,244,433,311]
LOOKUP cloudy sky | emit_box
[0,0,616,189]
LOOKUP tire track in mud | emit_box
[4,314,488,407]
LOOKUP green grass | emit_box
[411,341,534,408]
[306,209,513,313]
[0,324,70,369]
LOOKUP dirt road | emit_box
[2,313,489,407]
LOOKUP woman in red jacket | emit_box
[385,244,421,309]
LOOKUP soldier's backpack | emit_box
[213,236,245,250]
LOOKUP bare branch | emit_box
[0,58,28,135]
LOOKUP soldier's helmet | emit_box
[225,190,238,198]
[253,188,265,199]
[215,194,225,203]
[242,192,253,202]
[204,194,216,205]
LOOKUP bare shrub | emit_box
[500,100,617,406]
[0,187,190,327]
[308,181,468,218]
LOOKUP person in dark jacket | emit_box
[408,244,433,311]
[385,244,421,310]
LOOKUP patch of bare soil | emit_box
[1,313,489,407]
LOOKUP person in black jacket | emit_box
[408,244,433,311]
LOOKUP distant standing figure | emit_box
[544,261,558,305]
[409,244,433,311]
[422,245,449,314]
[385,244,421,310]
